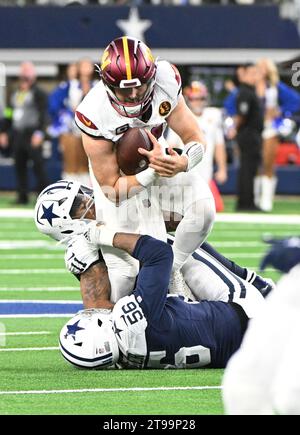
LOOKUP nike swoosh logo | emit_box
[82,115,92,127]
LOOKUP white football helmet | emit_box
[34,179,94,242]
[59,309,119,369]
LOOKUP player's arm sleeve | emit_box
[65,235,104,276]
[131,235,173,321]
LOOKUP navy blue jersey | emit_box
[143,296,244,368]
[113,236,246,369]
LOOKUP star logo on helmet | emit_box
[40,203,60,226]
[65,320,85,340]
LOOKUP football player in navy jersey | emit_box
[59,227,265,370]
[35,180,274,308]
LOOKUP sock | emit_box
[202,242,273,296]
[172,198,215,270]
[202,242,248,279]
[253,275,269,291]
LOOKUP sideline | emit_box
[0,208,300,224]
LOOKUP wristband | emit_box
[99,226,116,246]
[135,166,157,187]
[84,223,116,247]
[183,142,205,171]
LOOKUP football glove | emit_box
[260,236,300,273]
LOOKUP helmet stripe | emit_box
[60,340,113,364]
[122,37,132,80]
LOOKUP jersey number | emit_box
[116,124,129,136]
[148,345,211,369]
[120,301,144,326]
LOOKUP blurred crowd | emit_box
[0,57,300,209]
[0,59,96,204]
[223,60,300,211]
[0,0,285,6]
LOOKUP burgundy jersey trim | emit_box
[75,111,98,130]
[171,64,182,87]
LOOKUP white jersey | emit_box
[75,60,181,142]
[223,264,300,415]
[166,107,225,182]
[112,294,148,368]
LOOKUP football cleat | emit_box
[259,278,276,298]
[169,269,196,301]
[260,236,300,274]
[246,269,276,297]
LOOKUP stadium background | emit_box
[0,1,300,416]
[1,2,300,193]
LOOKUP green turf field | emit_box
[0,195,299,415]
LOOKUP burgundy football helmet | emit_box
[183,81,208,101]
[100,36,157,118]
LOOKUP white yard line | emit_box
[0,331,51,336]
[218,253,262,258]
[0,287,79,292]
[0,254,62,260]
[0,210,34,218]
[0,269,67,274]
[0,232,43,237]
[209,231,300,237]
[0,241,62,250]
[0,299,81,304]
[0,346,59,352]
[0,314,75,318]
[211,242,264,247]
[0,385,222,395]
[215,214,300,224]
[1,208,300,223]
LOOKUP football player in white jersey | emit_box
[74,36,215,300]
[222,237,300,415]
[35,180,273,305]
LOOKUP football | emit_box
[116,127,153,175]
